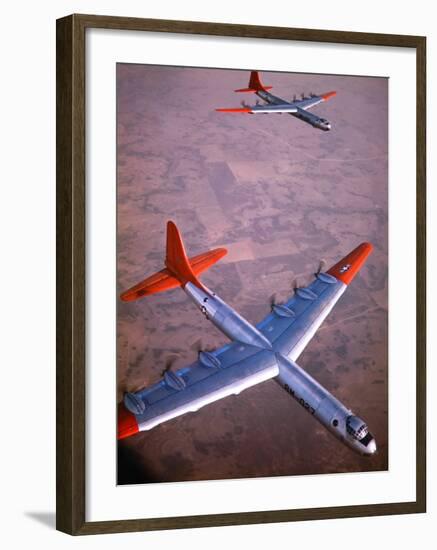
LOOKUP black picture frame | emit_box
[56,13,426,535]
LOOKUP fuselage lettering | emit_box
[283,384,315,415]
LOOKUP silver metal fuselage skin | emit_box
[275,356,376,455]
[256,89,332,131]
[184,282,273,350]
[184,281,376,456]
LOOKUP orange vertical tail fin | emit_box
[234,71,272,93]
[165,221,206,290]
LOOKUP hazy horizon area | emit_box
[116,64,388,484]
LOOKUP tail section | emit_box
[234,71,272,93]
[120,221,227,301]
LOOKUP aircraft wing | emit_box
[293,91,336,111]
[256,242,372,362]
[118,342,278,438]
[216,103,298,114]
[216,92,335,114]
[256,274,346,363]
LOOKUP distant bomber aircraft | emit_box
[118,221,376,457]
[216,71,336,131]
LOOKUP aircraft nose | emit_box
[366,438,377,455]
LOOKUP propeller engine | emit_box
[191,338,221,369]
[270,292,295,318]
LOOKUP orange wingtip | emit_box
[215,107,252,113]
[322,91,336,101]
[327,242,373,285]
[118,404,139,440]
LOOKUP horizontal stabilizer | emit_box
[120,221,228,301]
[189,248,228,276]
[234,86,273,93]
[120,268,180,301]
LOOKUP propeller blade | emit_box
[190,338,214,354]
[126,380,147,394]
[290,277,299,291]
[123,368,153,394]
[301,93,305,99]
[316,259,327,275]
[161,353,180,376]
[269,293,278,309]
[190,338,203,353]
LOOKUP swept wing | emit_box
[257,243,372,361]
[292,91,336,110]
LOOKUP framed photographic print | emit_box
[56,14,426,535]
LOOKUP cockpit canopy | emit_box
[346,415,369,441]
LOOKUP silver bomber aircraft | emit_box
[216,71,336,131]
[118,221,377,457]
